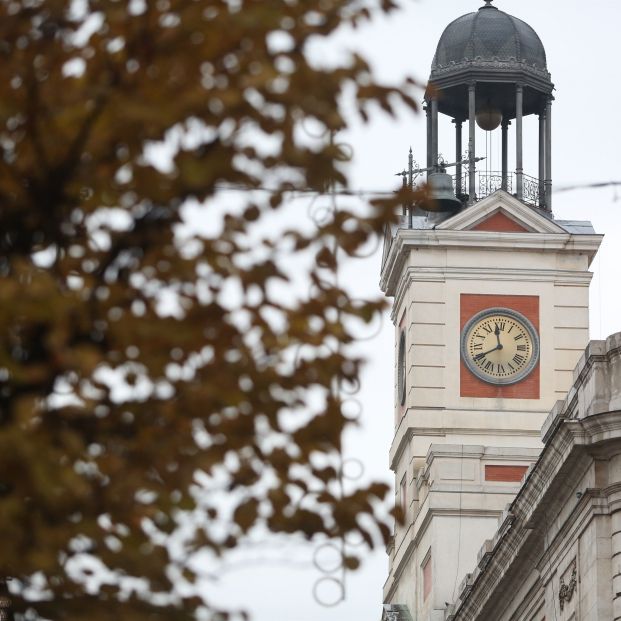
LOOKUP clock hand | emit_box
[474,343,503,360]
[494,323,502,347]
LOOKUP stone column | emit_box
[545,96,553,212]
[454,119,463,196]
[501,119,510,191]
[516,84,524,201]
[426,102,432,169]
[468,83,476,204]
[431,97,439,170]
[539,107,546,208]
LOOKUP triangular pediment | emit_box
[435,190,566,234]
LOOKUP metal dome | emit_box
[432,2,547,71]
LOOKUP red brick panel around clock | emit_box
[460,294,540,399]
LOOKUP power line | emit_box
[214,183,397,197]
[214,180,621,198]
[555,181,621,193]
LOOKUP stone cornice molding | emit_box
[381,230,601,298]
[380,191,602,298]
[390,266,594,322]
[421,443,540,473]
[429,59,552,89]
[541,333,621,443]
[390,421,543,471]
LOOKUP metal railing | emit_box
[452,171,541,207]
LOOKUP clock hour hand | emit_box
[494,323,502,347]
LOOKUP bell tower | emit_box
[381,3,602,621]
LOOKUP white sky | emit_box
[209,1,621,619]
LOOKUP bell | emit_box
[419,172,463,212]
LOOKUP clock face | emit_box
[461,308,539,385]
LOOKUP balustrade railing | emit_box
[452,171,540,207]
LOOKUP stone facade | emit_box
[380,191,602,621]
[447,333,621,621]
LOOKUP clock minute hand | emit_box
[474,343,503,360]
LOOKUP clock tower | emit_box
[380,3,602,621]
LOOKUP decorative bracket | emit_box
[558,560,577,611]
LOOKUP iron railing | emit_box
[452,171,541,207]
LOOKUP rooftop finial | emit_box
[484,0,494,6]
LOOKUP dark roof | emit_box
[432,3,547,71]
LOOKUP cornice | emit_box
[389,423,542,471]
[390,266,593,322]
[541,333,621,442]
[429,60,552,88]
[381,229,602,298]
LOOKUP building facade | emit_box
[379,2,619,620]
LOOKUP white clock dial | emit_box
[461,308,539,385]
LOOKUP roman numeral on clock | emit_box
[516,344,527,351]
[514,333,524,341]
[513,354,525,365]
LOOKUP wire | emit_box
[214,183,398,197]
[213,179,621,197]
[555,181,621,193]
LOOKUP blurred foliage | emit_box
[0,0,419,619]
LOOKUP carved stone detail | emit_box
[431,58,551,79]
[558,560,577,611]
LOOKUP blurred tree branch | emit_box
[0,0,420,619]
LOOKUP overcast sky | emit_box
[208,1,621,619]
